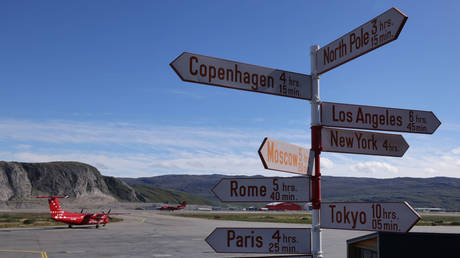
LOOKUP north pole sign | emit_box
[320,202,420,232]
[321,102,441,134]
[206,228,311,254]
[211,177,311,202]
[170,52,312,100]
[316,8,407,74]
[321,127,409,157]
[258,137,313,175]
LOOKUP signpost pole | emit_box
[310,45,322,258]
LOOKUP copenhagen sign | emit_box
[321,127,409,157]
[320,202,420,232]
[170,52,312,100]
[316,7,407,74]
[258,137,313,175]
[211,177,311,202]
[206,228,311,254]
[321,102,441,134]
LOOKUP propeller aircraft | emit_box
[37,196,124,228]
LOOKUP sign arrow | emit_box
[321,127,409,157]
[316,7,407,75]
[321,102,441,134]
[170,52,312,100]
[211,177,311,203]
[205,227,311,254]
[321,202,420,232]
[258,137,313,175]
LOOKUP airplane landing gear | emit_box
[68,225,72,228]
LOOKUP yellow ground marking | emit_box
[0,249,47,257]
[140,218,146,223]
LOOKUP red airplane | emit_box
[159,201,187,211]
[37,196,122,228]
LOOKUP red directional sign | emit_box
[321,102,441,134]
[258,137,313,175]
[320,202,420,232]
[321,127,409,157]
[316,8,407,74]
[206,228,311,254]
[211,177,311,203]
[170,52,312,100]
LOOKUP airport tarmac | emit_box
[0,210,458,258]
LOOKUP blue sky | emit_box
[1,1,459,178]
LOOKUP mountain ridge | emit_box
[122,174,460,211]
[2,161,459,211]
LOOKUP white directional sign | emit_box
[258,137,313,175]
[321,102,441,134]
[170,52,312,100]
[321,127,408,157]
[206,228,311,254]
[212,177,311,203]
[316,8,407,74]
[321,202,420,232]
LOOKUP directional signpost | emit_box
[258,137,314,175]
[321,102,441,134]
[321,202,420,233]
[170,52,312,100]
[212,177,311,202]
[321,127,409,157]
[316,7,408,75]
[172,7,442,258]
[206,228,311,254]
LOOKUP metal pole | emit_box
[310,45,323,258]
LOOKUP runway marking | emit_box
[0,249,47,257]
[152,255,171,257]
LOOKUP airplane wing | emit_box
[92,212,129,218]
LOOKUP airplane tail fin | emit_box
[181,201,187,207]
[36,196,67,214]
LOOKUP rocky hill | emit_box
[0,161,139,202]
[0,161,214,207]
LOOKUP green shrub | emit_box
[23,219,36,224]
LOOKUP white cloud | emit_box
[169,89,203,99]
[350,161,399,175]
[150,153,261,174]
[0,119,307,177]
[1,119,459,179]
[452,147,460,154]
[11,151,156,177]
[15,144,32,150]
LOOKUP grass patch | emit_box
[173,212,312,224]
[173,212,460,226]
[0,212,59,228]
[109,216,123,223]
[416,215,460,226]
